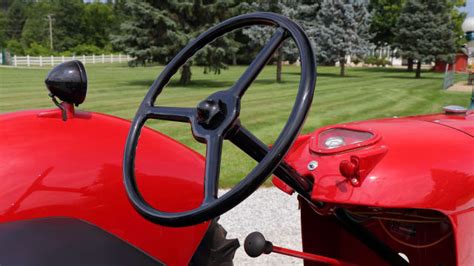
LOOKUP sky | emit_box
[461,0,474,17]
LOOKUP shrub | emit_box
[363,56,391,67]
[351,57,362,65]
[375,58,392,67]
[364,56,377,65]
[24,43,52,56]
[6,39,24,55]
[68,44,103,55]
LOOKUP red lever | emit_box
[340,156,360,186]
[272,245,355,265]
[244,232,355,265]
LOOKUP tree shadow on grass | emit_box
[351,67,442,79]
[350,67,409,73]
[381,75,442,80]
[125,78,286,90]
[285,71,358,78]
[125,79,233,89]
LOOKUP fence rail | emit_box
[11,54,131,67]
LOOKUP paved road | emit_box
[219,188,303,265]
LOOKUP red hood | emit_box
[407,110,474,137]
[282,111,474,215]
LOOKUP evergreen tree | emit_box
[172,0,240,85]
[296,0,319,47]
[241,0,299,83]
[111,1,186,67]
[112,0,239,85]
[312,0,371,76]
[395,0,456,78]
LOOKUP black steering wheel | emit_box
[123,12,316,227]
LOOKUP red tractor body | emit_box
[277,111,474,265]
[0,108,208,265]
[2,105,473,265]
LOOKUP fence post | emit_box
[27,55,30,67]
[119,54,122,63]
[62,55,65,63]
[110,54,113,63]
[127,54,130,62]
[73,55,76,60]
[442,63,455,90]
[39,56,43,67]
[82,55,86,64]
[14,55,17,67]
[92,54,95,64]
[50,55,54,66]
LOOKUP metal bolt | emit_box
[307,161,318,171]
[350,178,359,186]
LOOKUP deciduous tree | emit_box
[21,1,52,49]
[5,0,26,40]
[51,0,87,52]
[0,11,7,47]
[369,0,404,48]
[82,2,117,49]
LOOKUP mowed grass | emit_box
[0,64,470,186]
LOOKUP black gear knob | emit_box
[244,232,273,258]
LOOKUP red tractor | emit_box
[1,13,473,266]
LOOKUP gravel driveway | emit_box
[219,187,303,265]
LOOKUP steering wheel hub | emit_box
[197,98,227,129]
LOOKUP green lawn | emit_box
[0,64,470,186]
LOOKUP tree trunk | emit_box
[407,58,414,72]
[415,60,421,79]
[276,48,283,83]
[232,52,237,66]
[340,59,345,77]
[180,62,192,85]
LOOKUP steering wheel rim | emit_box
[123,12,316,227]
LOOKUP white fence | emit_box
[11,54,131,67]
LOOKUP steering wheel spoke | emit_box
[146,106,195,122]
[229,124,313,193]
[231,27,288,97]
[228,125,267,161]
[203,135,224,204]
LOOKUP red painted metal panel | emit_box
[0,109,208,265]
[283,115,474,214]
[281,113,473,265]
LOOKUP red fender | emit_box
[0,108,208,265]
